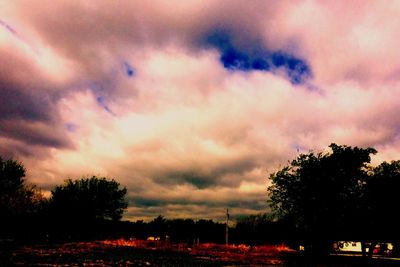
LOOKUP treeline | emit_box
[0,156,289,245]
[126,216,227,244]
[110,214,292,245]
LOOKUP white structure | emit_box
[334,241,364,253]
[333,241,393,255]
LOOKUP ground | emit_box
[1,240,291,266]
[1,239,400,266]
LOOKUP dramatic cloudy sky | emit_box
[1,1,400,221]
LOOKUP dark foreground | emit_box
[1,240,400,266]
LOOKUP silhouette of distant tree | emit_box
[235,214,271,244]
[168,218,195,243]
[195,219,225,243]
[148,215,167,239]
[50,176,128,222]
[233,213,295,245]
[268,144,376,255]
[141,216,225,244]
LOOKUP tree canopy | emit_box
[0,157,26,194]
[267,144,377,251]
[365,160,400,241]
[50,176,128,221]
[0,157,43,218]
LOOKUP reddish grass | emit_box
[101,239,295,265]
[5,239,295,266]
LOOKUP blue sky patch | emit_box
[205,31,311,85]
[123,62,135,77]
[271,52,311,84]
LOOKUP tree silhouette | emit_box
[0,157,43,218]
[148,215,167,239]
[364,161,400,255]
[268,144,376,254]
[234,213,294,245]
[50,176,128,222]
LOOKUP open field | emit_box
[0,240,292,266]
[2,240,400,266]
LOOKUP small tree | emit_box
[267,144,376,254]
[50,176,128,221]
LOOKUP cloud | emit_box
[2,1,400,221]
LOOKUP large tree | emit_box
[50,176,128,221]
[268,144,376,253]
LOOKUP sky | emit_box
[1,1,400,221]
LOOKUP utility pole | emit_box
[225,208,229,246]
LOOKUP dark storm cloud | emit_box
[0,120,71,148]
[154,171,215,189]
[127,187,267,221]
[131,194,265,210]
[151,156,258,189]
[0,83,51,122]
[0,80,73,149]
